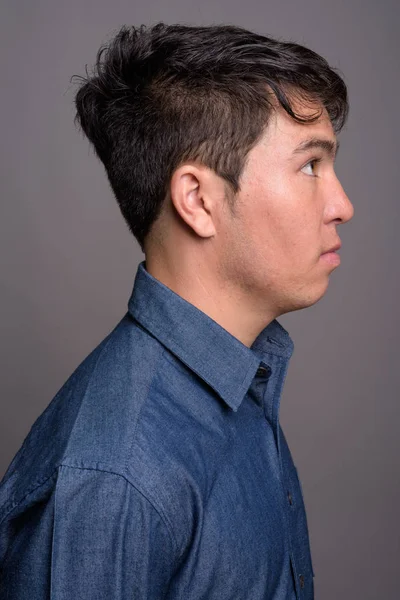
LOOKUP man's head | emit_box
[73,23,354,338]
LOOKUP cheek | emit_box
[246,203,319,274]
[234,174,320,268]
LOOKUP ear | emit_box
[169,163,222,239]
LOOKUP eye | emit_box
[301,157,322,176]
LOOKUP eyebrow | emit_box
[292,137,340,160]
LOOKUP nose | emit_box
[330,174,354,225]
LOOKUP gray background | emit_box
[1,1,399,598]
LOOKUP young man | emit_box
[0,23,354,599]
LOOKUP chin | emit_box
[305,279,330,308]
[279,279,330,314]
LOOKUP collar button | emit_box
[256,365,270,377]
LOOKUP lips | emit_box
[322,241,341,254]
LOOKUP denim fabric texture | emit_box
[0,260,314,599]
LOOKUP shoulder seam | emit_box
[57,463,180,555]
[1,463,180,559]
[0,469,59,527]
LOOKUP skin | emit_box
[144,96,354,348]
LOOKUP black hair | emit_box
[72,23,348,253]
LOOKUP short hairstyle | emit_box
[72,23,348,253]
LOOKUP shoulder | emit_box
[0,311,225,560]
[0,314,165,522]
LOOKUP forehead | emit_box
[261,100,336,152]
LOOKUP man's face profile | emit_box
[217,96,355,318]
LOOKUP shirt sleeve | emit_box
[50,464,178,599]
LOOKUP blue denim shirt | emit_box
[0,260,314,599]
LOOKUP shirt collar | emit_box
[128,261,294,412]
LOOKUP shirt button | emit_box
[287,491,293,506]
[299,574,305,589]
[256,366,270,377]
